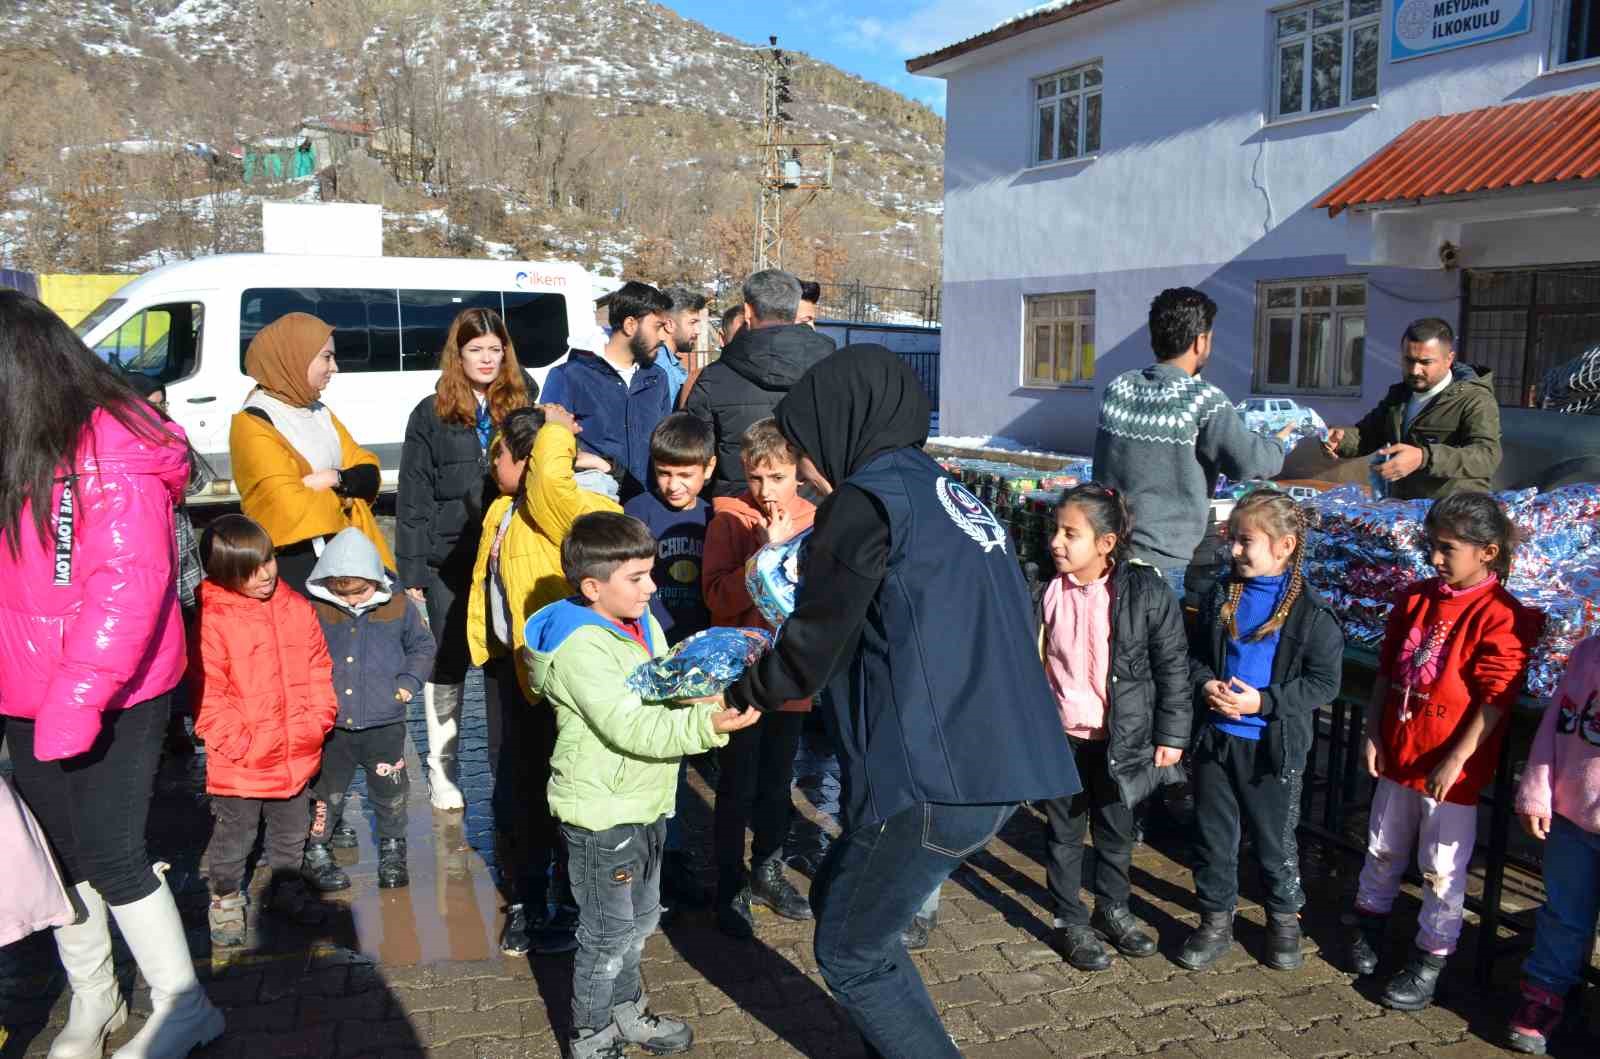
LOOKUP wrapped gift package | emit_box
[627,627,775,702]
[745,528,811,629]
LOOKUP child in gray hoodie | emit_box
[302,529,436,890]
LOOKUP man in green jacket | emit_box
[1324,318,1502,500]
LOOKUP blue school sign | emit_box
[1391,0,1532,62]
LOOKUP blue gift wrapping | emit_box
[626,627,775,702]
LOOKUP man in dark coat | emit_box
[683,269,835,497]
[1325,317,1502,500]
[725,346,1080,1059]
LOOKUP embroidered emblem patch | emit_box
[935,477,1008,554]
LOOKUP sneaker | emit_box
[207,892,247,947]
[1091,903,1157,958]
[1380,946,1447,1012]
[1059,924,1112,971]
[902,912,936,952]
[330,820,359,850]
[613,993,693,1055]
[301,842,352,892]
[564,1023,627,1059]
[1508,980,1565,1054]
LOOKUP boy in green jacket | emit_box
[524,511,760,1059]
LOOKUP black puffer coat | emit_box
[684,323,835,497]
[397,385,535,588]
[1188,580,1344,776]
[1033,559,1192,809]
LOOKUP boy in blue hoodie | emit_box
[303,529,436,891]
[524,511,759,1059]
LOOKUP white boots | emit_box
[105,866,224,1059]
[424,681,465,811]
[48,882,127,1059]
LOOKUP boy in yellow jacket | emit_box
[466,404,620,956]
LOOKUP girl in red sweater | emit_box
[1347,493,1540,1012]
[193,515,338,947]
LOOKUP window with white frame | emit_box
[1032,63,1102,166]
[1271,0,1380,120]
[1024,292,1095,386]
[1255,279,1366,394]
[1554,0,1600,66]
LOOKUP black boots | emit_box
[748,857,811,921]
[1176,911,1234,971]
[331,820,359,849]
[1344,910,1388,976]
[1060,925,1112,972]
[301,842,351,892]
[1265,912,1304,970]
[715,886,756,941]
[1381,947,1447,1011]
[377,838,409,889]
[1092,904,1158,958]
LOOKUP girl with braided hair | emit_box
[1179,488,1344,973]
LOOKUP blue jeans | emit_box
[812,801,1016,1058]
[563,816,666,1033]
[1524,813,1600,993]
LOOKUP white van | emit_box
[74,253,593,498]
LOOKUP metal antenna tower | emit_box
[755,36,834,272]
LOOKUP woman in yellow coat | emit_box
[229,313,394,593]
[466,404,619,956]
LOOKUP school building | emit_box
[910,0,1600,454]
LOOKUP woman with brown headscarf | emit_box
[229,312,394,593]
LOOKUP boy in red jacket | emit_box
[702,417,815,939]
[193,515,338,946]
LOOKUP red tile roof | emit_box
[1316,89,1600,216]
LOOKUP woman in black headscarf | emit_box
[726,345,1079,1059]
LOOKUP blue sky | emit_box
[666,1,1040,114]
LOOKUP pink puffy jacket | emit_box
[0,407,191,761]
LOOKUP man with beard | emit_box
[685,270,835,497]
[1323,318,1501,500]
[1093,287,1287,596]
[540,281,673,502]
[657,287,707,409]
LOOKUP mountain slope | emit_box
[0,0,943,293]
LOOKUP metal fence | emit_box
[816,281,940,326]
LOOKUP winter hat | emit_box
[244,312,335,407]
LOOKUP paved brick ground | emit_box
[3,679,1596,1058]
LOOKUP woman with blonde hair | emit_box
[229,312,391,594]
[397,307,536,810]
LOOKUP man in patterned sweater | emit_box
[1092,288,1289,595]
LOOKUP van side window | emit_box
[503,291,571,368]
[398,290,501,371]
[240,288,400,373]
[94,301,203,384]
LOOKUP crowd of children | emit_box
[69,346,1590,1059]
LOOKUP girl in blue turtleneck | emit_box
[1178,488,1344,974]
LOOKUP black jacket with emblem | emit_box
[1187,579,1344,776]
[1032,559,1193,809]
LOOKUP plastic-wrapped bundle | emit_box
[626,627,774,702]
[745,529,811,629]
[1539,345,1600,415]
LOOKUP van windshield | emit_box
[74,298,126,338]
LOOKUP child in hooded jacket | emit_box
[1504,633,1600,1054]
[193,515,338,947]
[300,528,435,894]
[1038,484,1191,973]
[1182,488,1344,974]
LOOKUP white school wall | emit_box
[933,0,1600,453]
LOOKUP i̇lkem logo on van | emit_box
[515,270,567,290]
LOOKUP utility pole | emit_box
[755,36,834,272]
